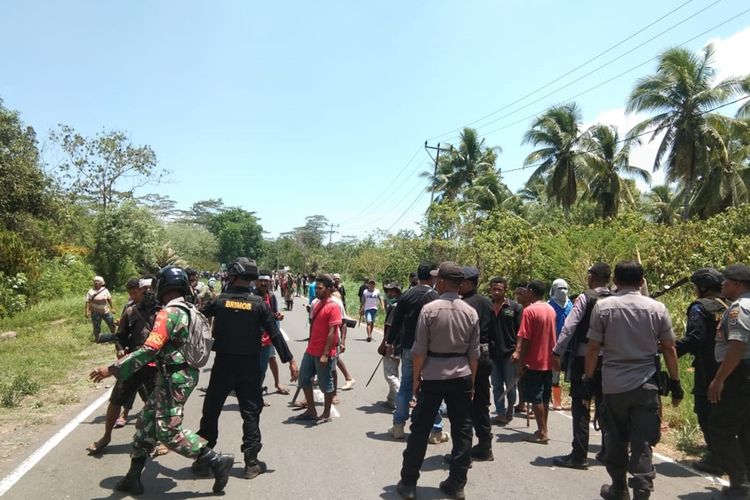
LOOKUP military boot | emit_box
[197,447,234,494]
[243,451,267,480]
[115,456,147,495]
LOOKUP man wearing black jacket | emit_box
[460,267,498,461]
[489,277,523,425]
[198,257,299,480]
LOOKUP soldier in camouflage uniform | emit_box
[90,266,233,496]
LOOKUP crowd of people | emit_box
[83,257,750,500]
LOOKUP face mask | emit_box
[551,279,569,306]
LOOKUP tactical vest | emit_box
[212,291,265,355]
[570,289,612,349]
[689,297,728,327]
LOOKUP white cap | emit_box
[93,276,105,284]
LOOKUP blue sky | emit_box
[2,0,749,239]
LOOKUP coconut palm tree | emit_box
[522,103,585,218]
[645,185,679,225]
[579,125,651,218]
[626,44,748,219]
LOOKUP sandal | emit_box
[523,434,549,444]
[276,386,290,395]
[86,439,110,455]
[114,417,127,428]
[294,413,318,421]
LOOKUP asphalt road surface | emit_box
[0,291,728,499]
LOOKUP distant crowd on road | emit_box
[82,257,750,500]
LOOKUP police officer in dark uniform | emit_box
[459,266,497,462]
[707,264,750,499]
[198,257,299,479]
[676,268,727,475]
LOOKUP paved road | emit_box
[0,291,727,499]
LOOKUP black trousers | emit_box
[401,376,474,488]
[601,385,660,493]
[198,353,264,462]
[568,356,603,460]
[471,362,493,450]
[693,393,713,455]
[707,368,750,485]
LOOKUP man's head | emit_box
[126,278,144,303]
[515,285,530,306]
[459,267,479,295]
[434,262,464,294]
[417,262,437,285]
[93,276,105,289]
[227,257,259,285]
[315,274,335,300]
[550,278,569,306]
[587,262,611,288]
[722,264,750,301]
[367,279,375,291]
[256,269,273,294]
[613,260,644,289]
[185,268,199,287]
[489,277,508,303]
[525,280,546,301]
[384,282,402,300]
[691,267,723,298]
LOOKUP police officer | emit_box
[551,262,612,470]
[198,257,299,479]
[707,264,750,499]
[459,266,497,462]
[583,261,682,500]
[90,266,234,495]
[676,268,727,475]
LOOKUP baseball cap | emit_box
[437,262,464,281]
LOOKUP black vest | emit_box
[212,290,265,356]
[570,289,612,350]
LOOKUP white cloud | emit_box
[708,26,750,83]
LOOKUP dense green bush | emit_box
[0,272,28,318]
[28,254,95,301]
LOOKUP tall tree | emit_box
[206,208,264,264]
[50,125,166,212]
[579,125,651,218]
[626,44,748,219]
[645,185,679,225]
[522,103,585,218]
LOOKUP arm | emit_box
[676,305,707,357]
[553,294,587,356]
[584,340,601,379]
[708,341,747,403]
[387,301,405,346]
[263,304,294,364]
[412,353,425,398]
[320,303,342,365]
[661,339,680,380]
[320,324,338,365]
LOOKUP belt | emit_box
[427,351,467,358]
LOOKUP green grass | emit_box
[0,293,126,410]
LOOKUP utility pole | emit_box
[424,141,453,204]
[326,223,339,249]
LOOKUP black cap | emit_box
[461,266,479,281]
[417,262,436,280]
[588,262,611,281]
[384,282,402,292]
[437,262,464,281]
[228,257,259,280]
[691,268,724,288]
[722,264,750,282]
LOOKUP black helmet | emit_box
[154,266,190,300]
[227,257,259,280]
[691,268,724,289]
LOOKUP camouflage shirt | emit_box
[110,306,191,380]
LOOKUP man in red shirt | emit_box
[296,274,342,424]
[512,280,557,444]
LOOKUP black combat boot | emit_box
[396,480,417,500]
[197,447,234,493]
[600,482,631,500]
[115,456,147,495]
[439,479,466,500]
[243,451,267,480]
[469,443,494,462]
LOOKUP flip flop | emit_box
[86,440,109,455]
[114,417,127,428]
[523,434,549,444]
[294,413,318,421]
[276,387,290,395]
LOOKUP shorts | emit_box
[522,369,552,405]
[110,365,157,407]
[365,308,377,324]
[298,352,337,394]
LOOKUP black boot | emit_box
[243,451,267,480]
[470,443,494,462]
[600,482,630,500]
[439,479,466,500]
[396,480,416,500]
[197,447,234,493]
[115,456,147,495]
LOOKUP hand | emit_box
[319,354,329,366]
[708,378,724,404]
[669,378,684,407]
[89,366,111,383]
[340,343,347,353]
[289,360,299,382]
[116,350,126,359]
[581,375,596,401]
[274,312,284,321]
[551,354,561,372]
[511,351,520,364]
[385,344,394,357]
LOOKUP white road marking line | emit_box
[553,408,729,486]
[0,387,113,497]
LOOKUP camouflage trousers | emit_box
[131,366,205,460]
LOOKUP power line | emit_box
[427,0,703,141]
[385,190,430,233]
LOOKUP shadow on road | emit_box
[365,430,399,442]
[356,403,393,415]
[676,488,721,499]
[380,483,444,499]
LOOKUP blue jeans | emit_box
[491,355,517,414]
[394,347,444,432]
